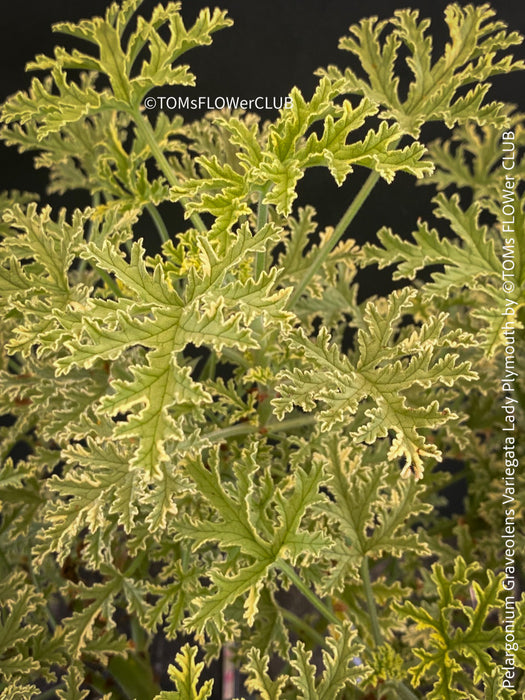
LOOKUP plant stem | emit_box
[265,414,317,436]
[254,188,269,278]
[360,557,383,647]
[131,107,206,233]
[393,683,420,700]
[280,606,328,649]
[176,414,317,452]
[132,109,179,189]
[277,559,340,627]
[216,414,317,443]
[123,549,147,578]
[37,684,66,700]
[80,192,102,272]
[146,202,170,244]
[286,160,392,308]
[361,558,420,700]
[98,267,122,298]
[220,347,250,369]
[0,548,9,575]
[27,559,58,632]
[200,348,217,381]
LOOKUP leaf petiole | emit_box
[276,559,341,627]
[286,148,399,308]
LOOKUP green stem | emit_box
[286,163,389,308]
[200,348,217,381]
[277,559,340,627]
[131,108,207,233]
[360,557,383,647]
[265,414,317,436]
[280,607,328,649]
[37,684,66,700]
[123,550,147,578]
[146,203,170,244]
[27,559,57,633]
[254,188,269,278]
[218,414,317,443]
[79,192,102,273]
[220,347,250,369]
[0,548,9,573]
[392,683,420,700]
[175,414,317,452]
[361,558,420,700]
[97,267,122,298]
[132,109,178,188]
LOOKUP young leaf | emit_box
[243,647,287,700]
[154,644,214,700]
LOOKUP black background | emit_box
[0,0,523,245]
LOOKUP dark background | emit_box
[0,0,523,244]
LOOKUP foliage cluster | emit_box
[0,2,524,698]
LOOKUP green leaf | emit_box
[53,229,288,476]
[318,5,524,137]
[0,204,88,356]
[154,644,214,700]
[274,289,476,478]
[1,3,232,136]
[58,565,131,661]
[317,623,368,698]
[395,557,513,698]
[361,192,525,354]
[290,642,318,699]
[362,194,500,289]
[243,648,287,700]
[145,560,202,639]
[320,438,431,577]
[180,446,329,635]
[424,112,525,202]
[0,577,44,678]
[56,665,89,700]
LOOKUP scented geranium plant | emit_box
[0,1,524,698]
